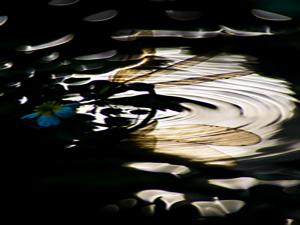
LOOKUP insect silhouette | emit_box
[62,47,254,104]
[63,47,261,165]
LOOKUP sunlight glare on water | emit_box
[125,162,191,177]
[16,34,74,51]
[136,190,185,210]
[83,10,118,22]
[208,177,300,190]
[251,9,292,21]
[74,50,117,60]
[103,48,299,167]
[58,47,299,167]
[191,198,245,217]
[136,190,245,217]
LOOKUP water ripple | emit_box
[152,75,298,165]
[112,49,298,166]
[60,47,299,167]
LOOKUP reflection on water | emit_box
[55,47,300,223]
[209,177,300,190]
[251,9,292,21]
[58,48,299,167]
[1,1,300,224]
[192,198,245,217]
[16,34,74,51]
[83,10,118,22]
[126,162,191,177]
[137,189,186,210]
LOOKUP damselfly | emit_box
[64,47,261,165]
[62,47,254,104]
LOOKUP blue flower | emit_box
[21,101,80,127]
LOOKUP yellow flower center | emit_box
[34,101,64,116]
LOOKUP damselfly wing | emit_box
[64,47,261,165]
[122,121,261,166]
[108,47,254,89]
[61,47,254,101]
[109,48,261,165]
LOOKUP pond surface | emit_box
[2,1,300,224]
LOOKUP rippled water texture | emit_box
[61,48,299,167]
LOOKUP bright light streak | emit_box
[192,199,245,217]
[220,25,273,36]
[251,9,292,21]
[41,52,59,62]
[26,68,35,78]
[19,96,28,104]
[209,177,259,189]
[209,177,300,190]
[0,62,13,70]
[83,10,118,22]
[111,29,221,41]
[17,34,74,51]
[125,162,191,176]
[7,81,21,88]
[0,16,8,26]
[75,64,103,71]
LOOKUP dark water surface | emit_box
[2,1,300,224]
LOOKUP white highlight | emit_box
[17,34,74,51]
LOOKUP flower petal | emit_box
[37,115,61,127]
[65,102,80,109]
[21,112,38,120]
[54,106,75,118]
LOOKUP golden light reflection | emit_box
[152,142,237,166]
[108,48,155,61]
[121,122,242,166]
[151,124,261,146]
[58,47,298,166]
[131,124,261,166]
